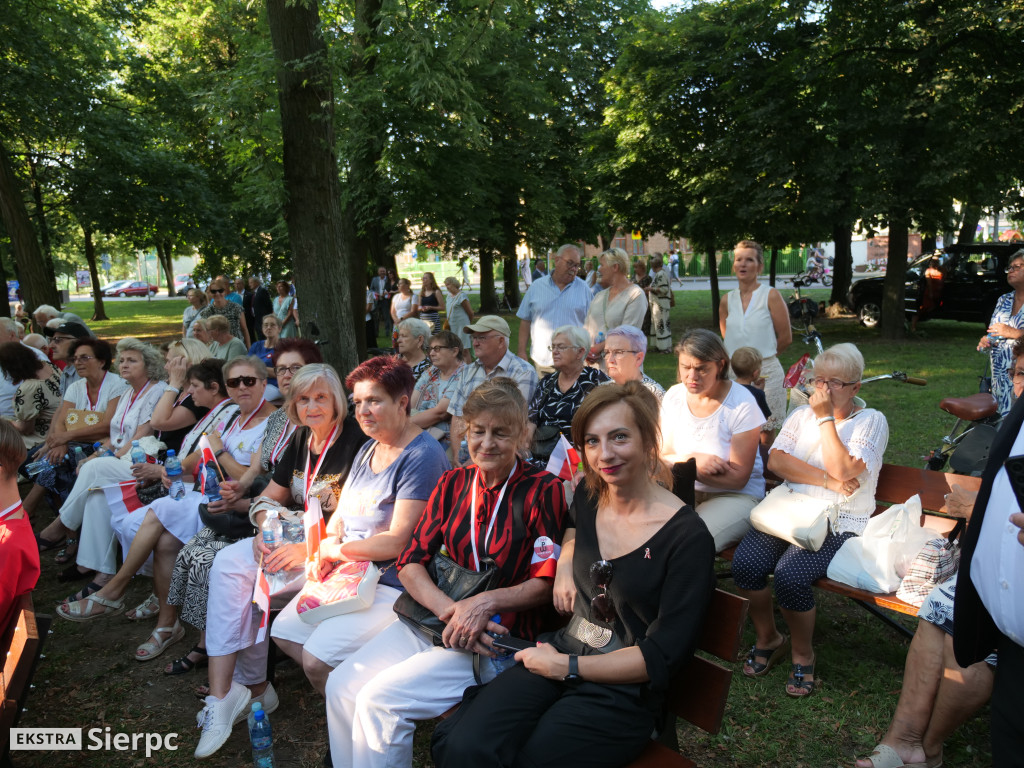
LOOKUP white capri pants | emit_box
[271,583,401,667]
[112,490,204,575]
[325,620,481,768]
[59,457,134,575]
[694,490,759,553]
[206,538,304,686]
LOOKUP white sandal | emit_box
[56,593,125,622]
[135,622,184,662]
[126,593,160,621]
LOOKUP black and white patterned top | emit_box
[529,367,610,432]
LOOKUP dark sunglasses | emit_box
[209,288,225,294]
[225,375,259,388]
[589,560,616,623]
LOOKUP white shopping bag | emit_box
[826,495,944,593]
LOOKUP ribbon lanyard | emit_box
[0,501,22,522]
[184,398,231,449]
[304,423,339,509]
[224,397,265,443]
[86,372,106,410]
[118,380,154,438]
[469,462,516,572]
[271,422,297,466]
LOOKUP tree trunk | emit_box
[769,246,778,287]
[920,233,937,255]
[157,239,176,297]
[477,243,497,314]
[266,0,359,372]
[957,203,982,245]
[82,225,109,322]
[708,247,720,331]
[830,223,853,308]
[0,137,60,312]
[24,150,58,295]
[880,216,909,340]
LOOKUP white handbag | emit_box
[749,483,842,552]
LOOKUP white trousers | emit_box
[325,620,478,768]
[694,491,759,553]
[59,457,134,575]
[206,538,303,685]
[271,583,401,667]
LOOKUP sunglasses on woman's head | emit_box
[589,559,616,623]
[226,375,258,388]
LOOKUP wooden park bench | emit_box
[719,463,982,639]
[1,593,50,767]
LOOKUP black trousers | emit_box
[431,663,654,768]
[992,634,1024,767]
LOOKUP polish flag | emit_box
[252,565,271,643]
[545,434,580,482]
[784,353,811,388]
[303,496,327,578]
[197,433,218,465]
[99,481,144,516]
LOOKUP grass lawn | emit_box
[32,289,993,767]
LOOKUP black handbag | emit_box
[392,475,529,646]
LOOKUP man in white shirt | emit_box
[516,244,592,375]
[447,316,538,466]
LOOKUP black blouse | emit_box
[528,367,610,432]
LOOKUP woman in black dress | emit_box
[432,381,716,768]
[414,271,443,334]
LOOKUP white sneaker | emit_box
[233,682,280,725]
[195,681,252,759]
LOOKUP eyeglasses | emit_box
[209,288,224,294]
[606,349,639,359]
[1009,368,1024,380]
[274,364,304,376]
[559,260,581,271]
[806,376,859,390]
[428,345,453,353]
[1008,265,1024,273]
[589,560,616,623]
[52,336,74,343]
[548,344,580,352]
[226,375,259,388]
[70,355,95,363]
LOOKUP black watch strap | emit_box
[563,654,581,683]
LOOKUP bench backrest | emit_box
[1,594,43,749]
[664,588,748,734]
[874,463,982,515]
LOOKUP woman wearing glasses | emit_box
[601,325,664,402]
[411,331,465,447]
[660,329,766,553]
[527,325,608,463]
[200,278,251,347]
[432,381,715,768]
[732,343,887,698]
[324,378,566,768]
[978,249,1024,416]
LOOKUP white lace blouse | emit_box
[771,403,889,535]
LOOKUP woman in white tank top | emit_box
[720,241,792,435]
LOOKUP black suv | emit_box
[848,242,1024,328]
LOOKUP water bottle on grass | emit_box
[249,707,275,768]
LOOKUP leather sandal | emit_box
[56,593,125,622]
[164,645,208,675]
[37,533,65,552]
[135,622,185,662]
[786,661,816,698]
[741,634,790,677]
[56,562,95,583]
[54,538,79,564]
[126,593,160,621]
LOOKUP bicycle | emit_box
[787,278,824,355]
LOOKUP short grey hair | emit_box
[674,329,730,381]
[551,325,590,350]
[285,363,348,425]
[33,304,60,320]
[116,338,167,381]
[606,325,647,355]
[0,317,19,336]
[813,343,864,383]
[398,317,431,347]
[224,355,269,380]
[556,244,580,260]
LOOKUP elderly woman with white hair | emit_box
[396,317,432,378]
[600,325,664,402]
[528,325,609,462]
[732,343,887,698]
[584,248,648,368]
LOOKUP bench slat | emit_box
[695,588,748,662]
[665,655,733,735]
[874,464,982,514]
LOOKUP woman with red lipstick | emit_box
[431,381,715,768]
[660,329,766,553]
[720,240,792,439]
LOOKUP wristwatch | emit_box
[562,654,582,684]
[214,448,226,458]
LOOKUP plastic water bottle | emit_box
[24,458,51,477]
[248,707,275,768]
[261,510,284,552]
[202,463,222,502]
[246,701,263,736]
[458,439,470,465]
[165,450,186,500]
[130,440,146,465]
[72,446,87,466]
[92,442,115,458]
[589,331,605,358]
[486,614,517,679]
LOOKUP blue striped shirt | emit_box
[516,276,593,367]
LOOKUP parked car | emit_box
[103,281,158,297]
[848,243,1023,328]
[99,279,131,294]
[174,274,195,296]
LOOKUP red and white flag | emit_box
[198,433,218,465]
[303,496,327,578]
[98,480,145,516]
[252,564,271,643]
[545,434,580,482]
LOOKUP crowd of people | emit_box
[0,242,1020,768]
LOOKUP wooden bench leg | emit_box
[852,600,914,640]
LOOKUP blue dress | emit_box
[988,292,1024,416]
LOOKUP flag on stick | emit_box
[98,480,145,516]
[252,553,271,643]
[303,496,328,580]
[198,433,225,480]
[545,434,581,482]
